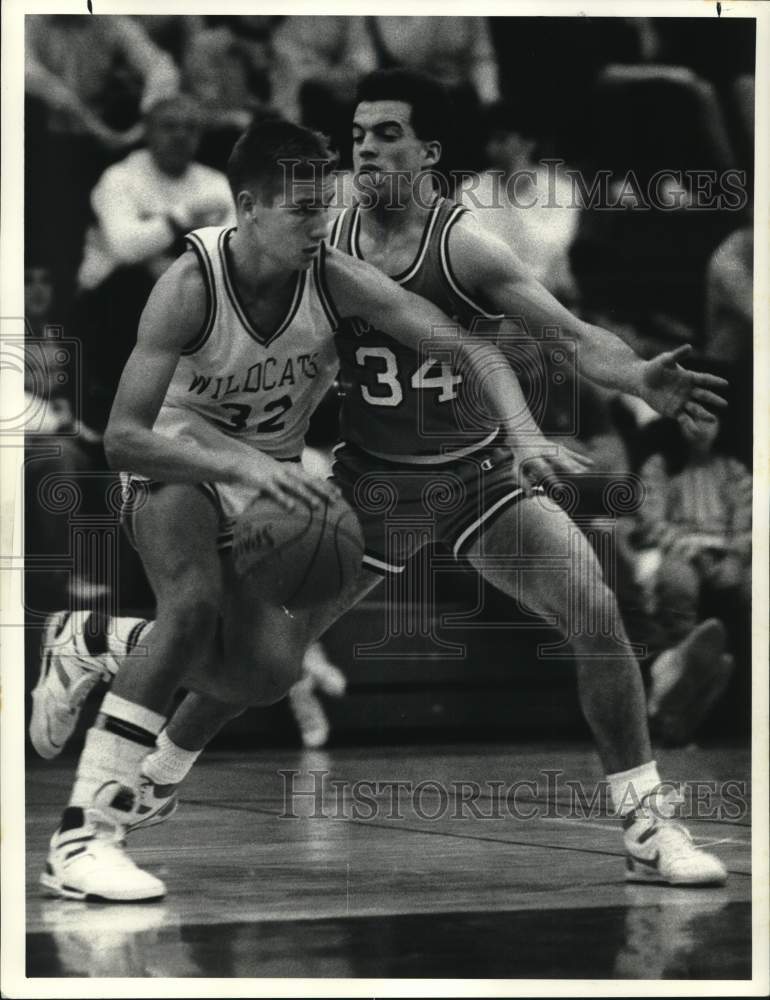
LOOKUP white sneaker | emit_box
[30,612,110,759]
[624,793,727,886]
[40,806,166,902]
[126,774,179,833]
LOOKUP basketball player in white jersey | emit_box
[38,116,577,902]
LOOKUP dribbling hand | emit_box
[243,451,341,512]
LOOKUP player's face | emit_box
[252,179,333,270]
[352,101,439,194]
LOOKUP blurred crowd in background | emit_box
[24,15,754,744]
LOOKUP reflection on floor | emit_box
[26,744,752,980]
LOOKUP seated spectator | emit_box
[463,103,579,299]
[635,417,750,739]
[74,93,234,429]
[637,416,751,638]
[25,15,180,305]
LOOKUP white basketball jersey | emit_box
[155,226,340,460]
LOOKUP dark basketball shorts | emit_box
[331,441,545,576]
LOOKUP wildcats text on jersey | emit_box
[186,351,323,401]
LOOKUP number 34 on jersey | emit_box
[355,347,462,407]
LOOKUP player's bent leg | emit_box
[195,561,382,707]
[465,494,651,773]
[127,565,384,832]
[42,485,225,903]
[465,495,726,886]
[115,484,225,712]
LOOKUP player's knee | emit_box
[225,648,304,707]
[159,575,223,642]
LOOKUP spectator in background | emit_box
[463,102,579,300]
[25,15,180,306]
[363,17,499,170]
[271,17,376,166]
[181,16,282,170]
[25,265,105,608]
[132,15,205,66]
[636,417,750,741]
[74,93,234,430]
[703,220,753,469]
[704,224,753,365]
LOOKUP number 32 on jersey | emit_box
[355,347,461,407]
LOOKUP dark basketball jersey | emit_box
[330,198,505,461]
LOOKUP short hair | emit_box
[355,69,450,146]
[226,118,336,205]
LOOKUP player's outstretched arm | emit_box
[448,216,729,438]
[104,254,334,510]
[324,248,590,478]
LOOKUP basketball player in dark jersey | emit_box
[36,74,729,892]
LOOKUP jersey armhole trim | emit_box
[315,243,343,331]
[181,234,217,356]
[328,210,347,249]
[440,206,506,322]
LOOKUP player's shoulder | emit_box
[140,250,209,344]
[322,242,395,316]
[446,206,523,279]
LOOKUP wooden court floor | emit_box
[25,744,752,980]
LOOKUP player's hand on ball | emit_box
[640,345,729,439]
[243,452,340,511]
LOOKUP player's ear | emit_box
[237,189,259,219]
[423,140,442,168]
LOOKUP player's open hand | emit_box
[641,345,729,439]
[245,452,341,512]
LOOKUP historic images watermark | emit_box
[278,160,750,213]
[278,768,750,823]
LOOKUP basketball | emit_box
[232,491,365,609]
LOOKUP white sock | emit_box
[142,728,202,786]
[69,693,165,809]
[607,760,662,819]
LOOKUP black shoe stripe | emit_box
[629,851,660,870]
[636,824,659,845]
[64,845,88,861]
[54,613,70,639]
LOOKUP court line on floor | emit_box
[544,815,751,845]
[179,798,752,876]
